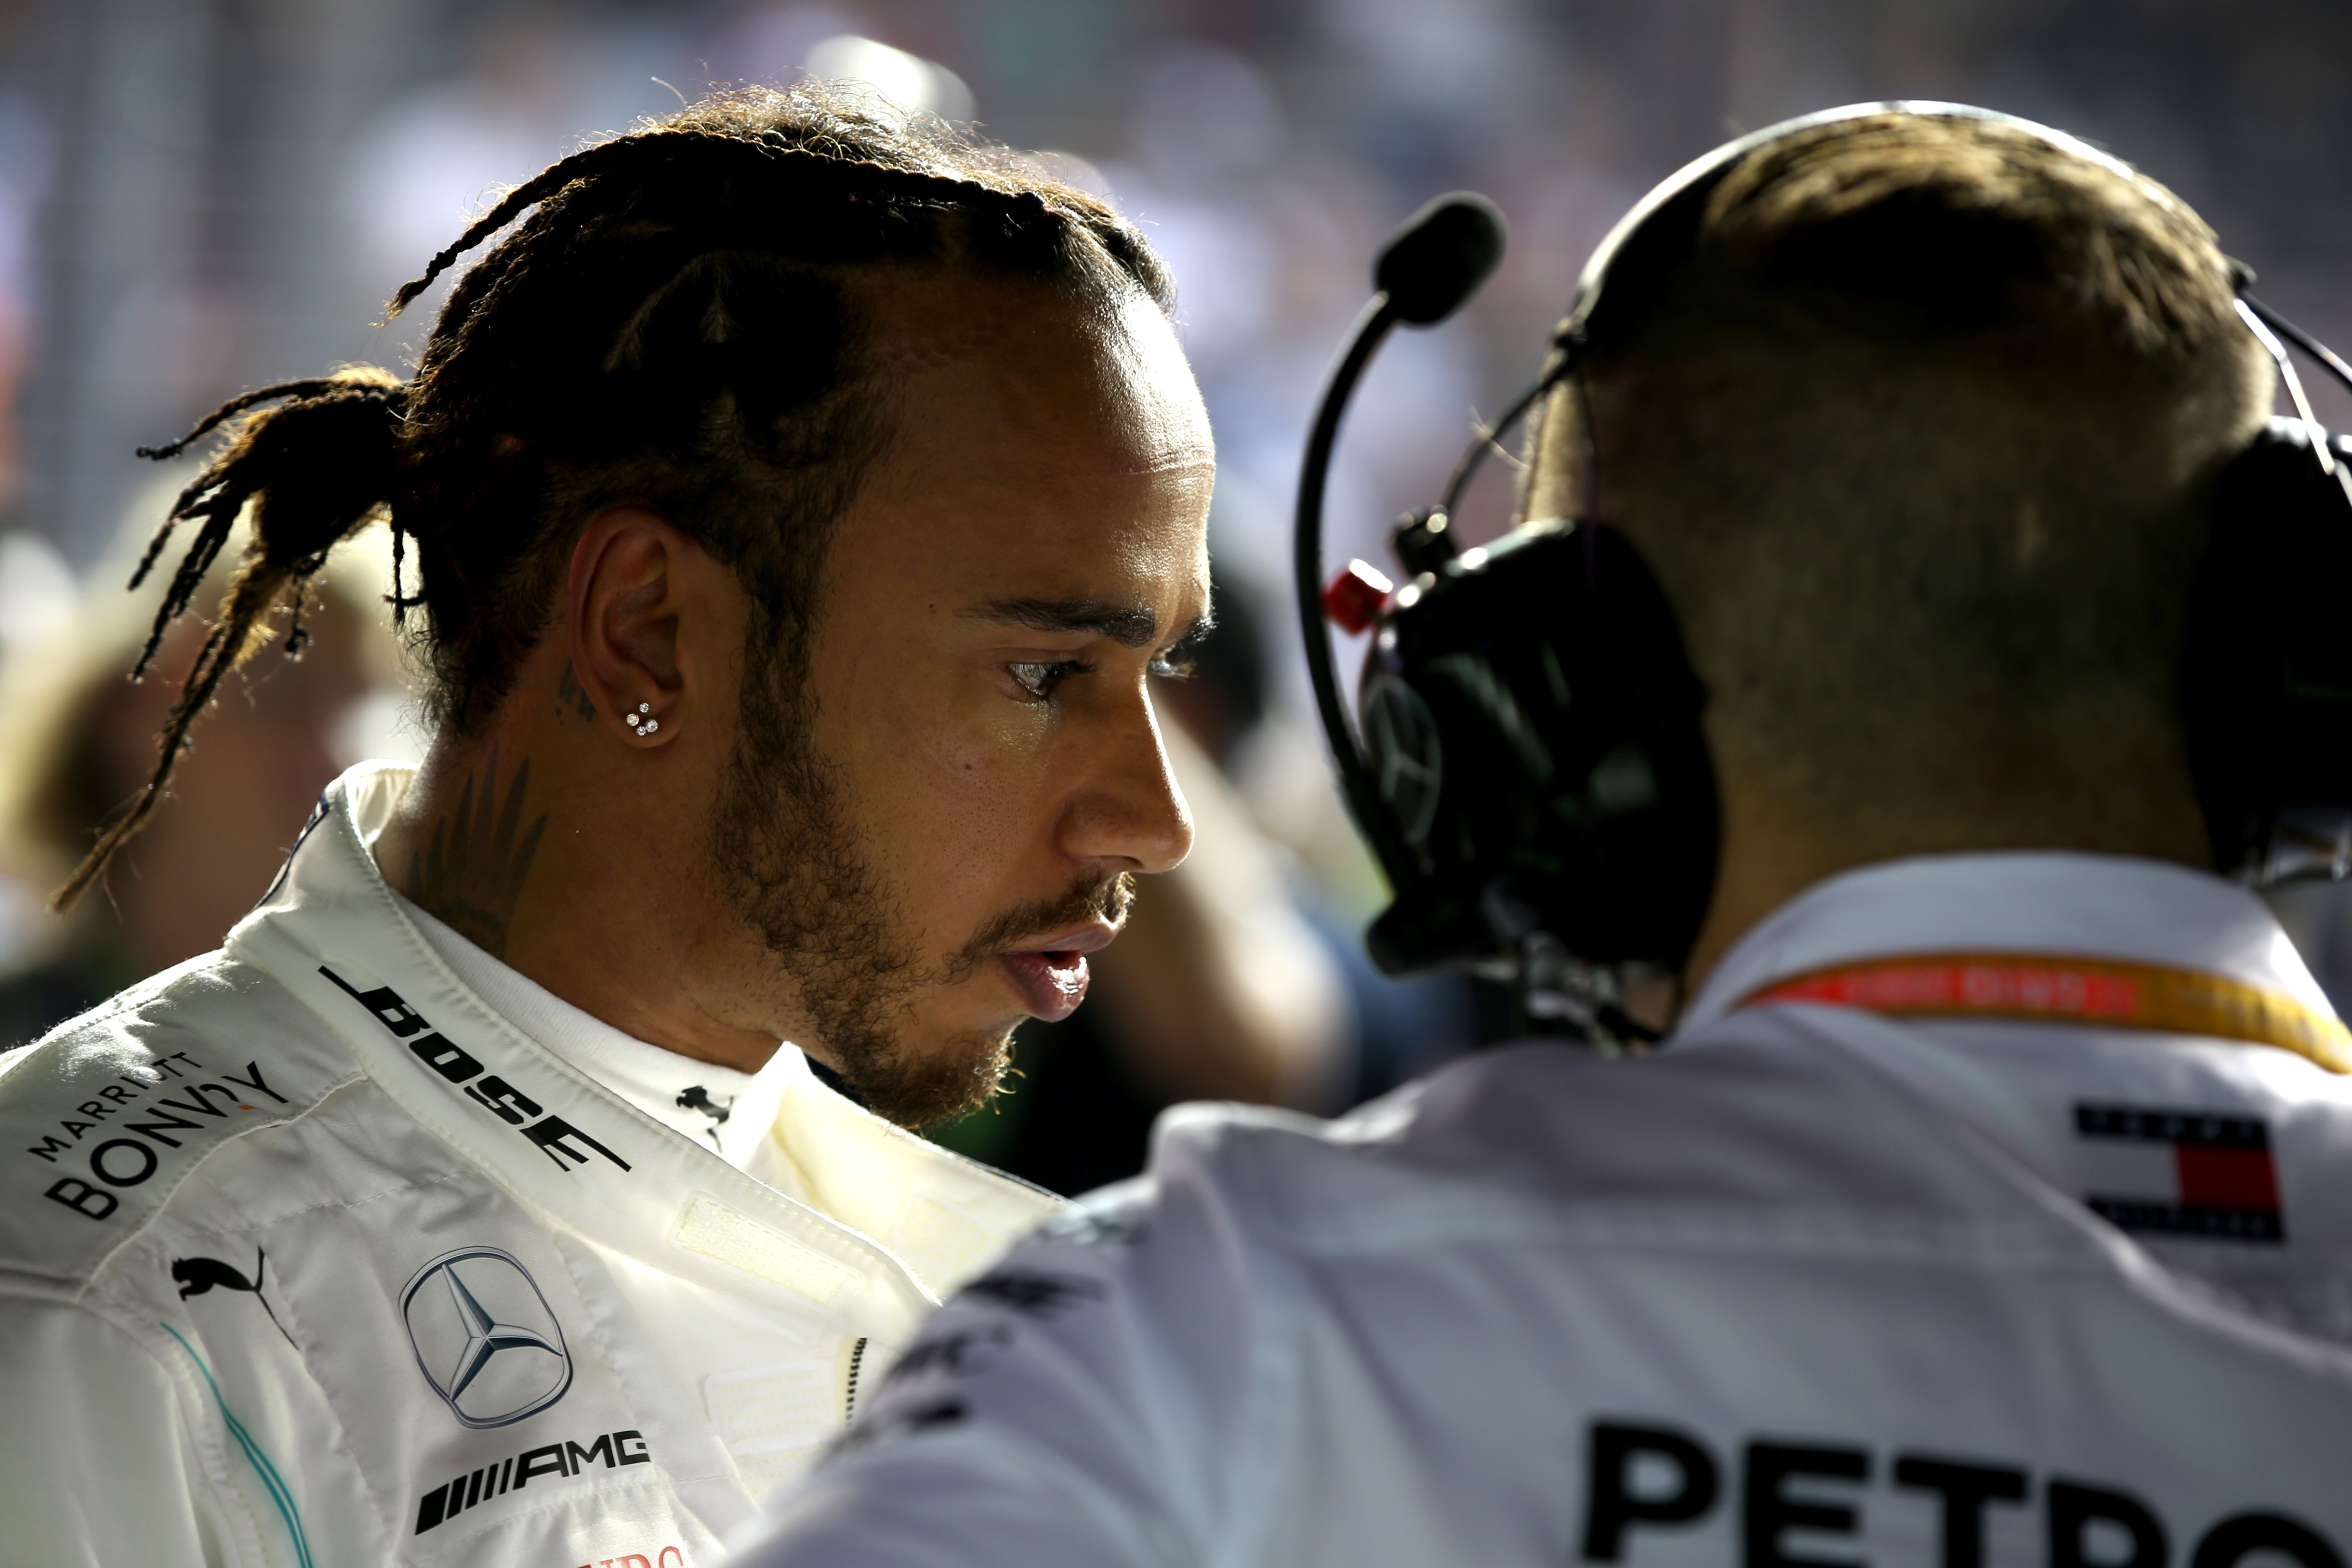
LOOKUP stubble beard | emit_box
[710,664,1013,1127]
[711,650,1142,1128]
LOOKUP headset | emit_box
[1296,102,2352,1040]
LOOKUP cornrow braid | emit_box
[65,81,1173,912]
[53,367,408,910]
[384,124,1067,322]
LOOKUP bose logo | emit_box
[318,967,630,1174]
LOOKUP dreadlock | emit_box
[56,83,1173,911]
[52,367,406,909]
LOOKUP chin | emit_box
[848,1017,1019,1129]
[925,972,1041,1057]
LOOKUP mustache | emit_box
[949,871,1137,978]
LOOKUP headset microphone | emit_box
[1295,193,1506,902]
[1296,190,1713,1041]
[1298,103,2352,1047]
[1373,196,1506,325]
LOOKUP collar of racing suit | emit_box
[225,762,1059,1322]
[1682,849,2338,1045]
[392,889,775,1161]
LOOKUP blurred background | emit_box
[2,0,2351,1188]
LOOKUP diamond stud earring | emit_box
[624,702,660,737]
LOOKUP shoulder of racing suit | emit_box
[0,946,363,1299]
[1134,1008,2078,1264]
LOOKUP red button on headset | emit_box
[1322,559,1395,633]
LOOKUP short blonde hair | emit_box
[1540,112,2271,813]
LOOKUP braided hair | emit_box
[56,84,1173,911]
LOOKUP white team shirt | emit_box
[737,852,2352,1568]
[0,762,1061,1568]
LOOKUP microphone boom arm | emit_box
[1294,293,1414,888]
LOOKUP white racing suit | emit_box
[0,763,1061,1567]
[739,853,2352,1568]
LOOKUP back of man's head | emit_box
[1544,112,2272,862]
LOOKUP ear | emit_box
[565,506,695,748]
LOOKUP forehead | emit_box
[865,270,1210,468]
[839,272,1214,606]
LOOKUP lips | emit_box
[995,922,1116,1023]
[997,951,1091,1021]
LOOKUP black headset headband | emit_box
[1453,103,2308,507]
[1571,104,2119,334]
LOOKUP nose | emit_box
[1056,685,1194,875]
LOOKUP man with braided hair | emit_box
[0,86,1213,1565]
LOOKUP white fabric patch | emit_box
[704,1363,838,1498]
[728,1442,822,1502]
[706,1363,836,1449]
[674,1195,859,1305]
[891,1194,1001,1291]
[2074,1139,2180,1203]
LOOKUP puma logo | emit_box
[174,1251,262,1298]
[173,1247,296,1347]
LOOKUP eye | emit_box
[1008,660,1087,701]
[1149,650,1198,681]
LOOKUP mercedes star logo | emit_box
[1362,674,1444,848]
[401,1245,573,1429]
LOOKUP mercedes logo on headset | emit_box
[401,1246,573,1429]
[1362,673,1444,851]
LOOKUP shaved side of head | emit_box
[1534,113,2273,859]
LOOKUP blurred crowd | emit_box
[5,0,2352,1188]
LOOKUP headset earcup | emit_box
[2184,418,2352,879]
[1360,522,1718,975]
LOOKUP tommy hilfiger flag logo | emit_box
[2074,1104,2284,1243]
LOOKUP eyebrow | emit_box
[969,597,1214,651]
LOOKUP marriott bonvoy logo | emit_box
[26,1052,288,1221]
[402,1246,574,1428]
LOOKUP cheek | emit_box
[818,666,1066,924]
[936,700,1073,858]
